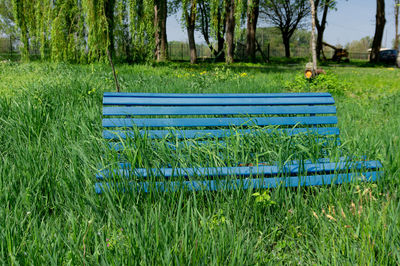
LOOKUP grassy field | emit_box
[0,61,399,264]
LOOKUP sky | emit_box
[167,0,398,48]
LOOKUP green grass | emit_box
[0,61,400,264]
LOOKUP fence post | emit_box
[9,36,13,58]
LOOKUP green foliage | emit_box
[285,71,349,95]
[252,191,276,206]
[346,36,373,52]
[0,0,17,37]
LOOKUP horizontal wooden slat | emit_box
[103,105,337,116]
[103,92,332,98]
[96,159,381,179]
[103,127,340,140]
[103,97,335,106]
[103,116,338,128]
[95,171,381,193]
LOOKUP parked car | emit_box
[367,48,399,66]
[379,49,398,64]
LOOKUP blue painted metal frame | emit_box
[95,171,382,193]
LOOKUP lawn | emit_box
[0,61,399,264]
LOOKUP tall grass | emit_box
[0,62,399,264]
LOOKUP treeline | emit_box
[0,0,319,63]
[0,0,395,63]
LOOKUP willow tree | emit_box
[0,0,17,40]
[11,0,30,60]
[50,0,83,62]
[114,0,131,60]
[202,0,226,59]
[82,0,110,62]
[129,0,155,62]
[209,0,243,63]
[34,0,52,60]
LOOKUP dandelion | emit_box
[200,71,207,75]
[326,214,336,221]
[240,72,248,77]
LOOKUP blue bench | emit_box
[95,92,382,193]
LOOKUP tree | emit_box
[313,0,337,59]
[310,0,317,72]
[246,0,259,61]
[182,0,197,64]
[198,0,225,59]
[260,0,310,58]
[0,0,17,38]
[370,0,386,62]
[154,0,168,62]
[11,0,30,60]
[104,0,116,57]
[395,0,399,50]
[225,0,236,63]
[346,36,372,52]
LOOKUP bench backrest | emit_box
[102,92,338,141]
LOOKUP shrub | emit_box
[285,71,349,95]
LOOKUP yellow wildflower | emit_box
[240,72,248,77]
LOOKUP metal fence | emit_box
[0,37,371,62]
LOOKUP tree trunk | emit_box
[154,0,168,62]
[246,0,259,62]
[188,27,197,64]
[370,0,386,62]
[105,0,116,57]
[395,0,399,50]
[198,1,225,59]
[186,0,197,64]
[310,0,317,72]
[282,34,291,58]
[315,0,329,60]
[225,0,235,63]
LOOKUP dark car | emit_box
[379,49,398,64]
[397,51,400,68]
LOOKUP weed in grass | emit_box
[285,71,350,95]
